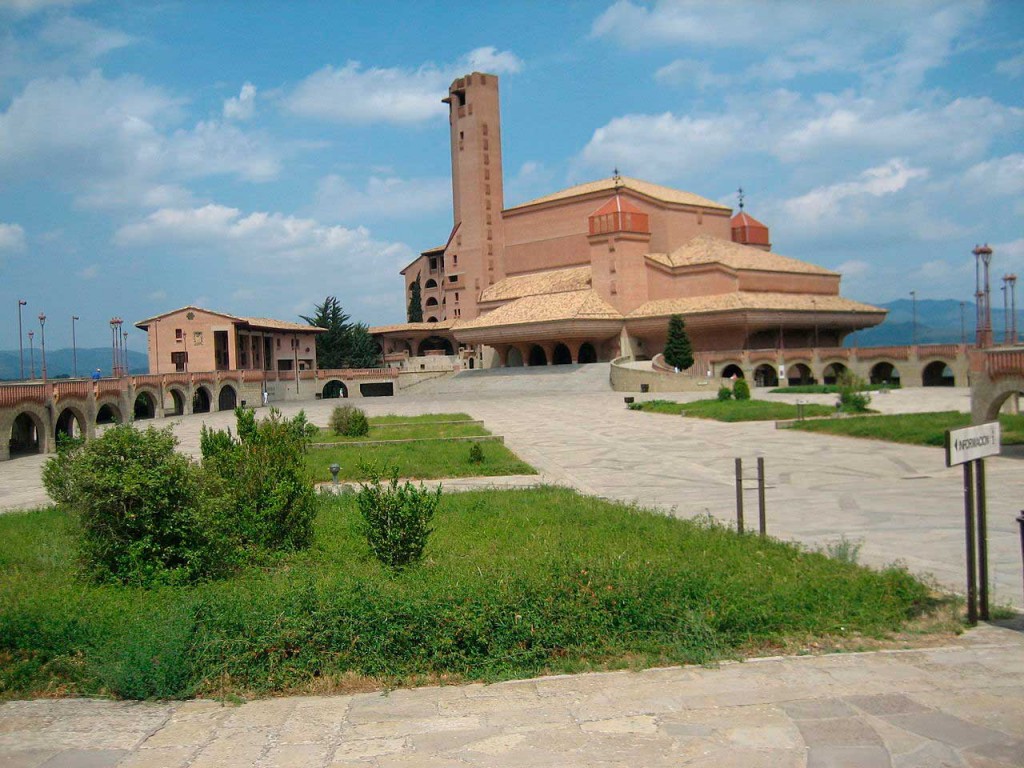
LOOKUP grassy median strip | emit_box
[0,488,939,700]
[314,421,489,444]
[632,398,835,421]
[790,411,1024,446]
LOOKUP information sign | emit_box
[945,422,1001,467]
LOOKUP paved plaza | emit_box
[2,377,1023,766]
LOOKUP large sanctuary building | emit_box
[372,72,884,369]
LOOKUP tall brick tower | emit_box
[441,72,505,321]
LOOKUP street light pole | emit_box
[123,331,129,376]
[27,330,35,379]
[960,301,966,345]
[1002,277,1010,344]
[910,290,917,346]
[17,299,27,380]
[72,315,80,377]
[1007,274,1018,344]
[973,244,994,347]
[38,313,47,383]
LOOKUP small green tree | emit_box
[733,378,751,400]
[663,314,694,371]
[329,405,369,437]
[408,275,423,323]
[837,372,871,413]
[717,385,733,401]
[357,466,441,569]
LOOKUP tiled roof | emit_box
[508,176,731,212]
[646,235,836,275]
[479,266,592,303]
[730,211,768,229]
[455,290,621,329]
[589,194,646,217]
[241,317,326,333]
[629,292,885,319]
[370,319,457,334]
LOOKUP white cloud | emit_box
[286,47,524,124]
[38,15,133,60]
[995,237,1024,262]
[778,159,928,234]
[313,174,450,221]
[0,221,27,250]
[996,53,1024,78]
[963,154,1024,197]
[170,119,280,181]
[836,259,871,279]
[223,82,256,121]
[654,59,730,90]
[0,0,85,15]
[77,264,97,279]
[460,46,523,75]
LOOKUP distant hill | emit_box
[849,299,1023,347]
[0,347,149,381]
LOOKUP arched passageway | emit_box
[167,389,186,416]
[787,363,813,385]
[425,297,439,308]
[56,408,86,441]
[552,343,572,365]
[322,380,348,399]
[96,403,121,425]
[578,342,597,364]
[923,361,955,387]
[217,384,237,411]
[528,345,548,366]
[192,386,212,414]
[870,362,901,386]
[9,412,43,457]
[418,336,453,355]
[134,392,157,420]
[721,364,744,379]
[822,362,848,386]
[506,347,524,367]
[754,364,779,387]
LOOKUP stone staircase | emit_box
[399,363,612,396]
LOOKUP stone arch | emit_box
[418,336,453,355]
[425,296,439,308]
[721,363,744,379]
[788,362,814,385]
[133,389,158,419]
[55,406,87,441]
[506,347,524,367]
[217,383,238,411]
[822,362,848,385]
[166,387,186,416]
[976,378,1024,423]
[8,410,45,457]
[96,402,122,425]
[322,379,348,399]
[424,278,438,289]
[578,342,598,364]
[754,363,779,387]
[192,386,212,414]
[869,362,901,386]
[528,345,548,366]
[427,316,438,323]
[922,360,955,387]
[552,343,572,365]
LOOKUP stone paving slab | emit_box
[1,623,1022,767]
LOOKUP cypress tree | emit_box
[664,314,694,371]
[408,276,423,323]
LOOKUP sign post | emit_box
[945,422,1001,624]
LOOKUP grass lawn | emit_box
[770,384,900,394]
[790,411,1024,447]
[0,488,940,700]
[632,398,835,422]
[313,421,489,444]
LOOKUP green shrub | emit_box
[201,408,318,552]
[468,442,484,464]
[330,405,369,437]
[43,424,234,585]
[41,434,84,506]
[664,314,694,371]
[838,373,871,413]
[733,378,751,400]
[357,466,441,569]
[717,385,733,401]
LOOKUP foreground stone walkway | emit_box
[3,622,1023,767]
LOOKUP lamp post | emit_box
[123,331,129,376]
[960,301,966,345]
[973,244,994,347]
[110,317,123,376]
[72,315,80,377]
[1007,274,1018,344]
[910,290,917,346]
[1002,277,1010,344]
[27,330,35,379]
[17,299,27,380]
[38,313,47,383]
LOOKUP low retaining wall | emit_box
[610,356,723,393]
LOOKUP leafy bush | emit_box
[201,408,318,552]
[717,385,733,401]
[43,424,234,585]
[40,435,84,506]
[468,442,484,464]
[357,466,441,568]
[664,314,694,371]
[733,378,751,400]
[838,373,872,413]
[330,405,369,437]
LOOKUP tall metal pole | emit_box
[28,330,35,379]
[976,459,989,622]
[973,244,994,347]
[1008,274,1018,344]
[110,319,117,376]
[17,299,27,379]
[71,315,79,377]
[123,331,129,376]
[1002,278,1010,344]
[910,290,917,346]
[38,313,47,383]
[964,461,978,625]
[960,301,966,345]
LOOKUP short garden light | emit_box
[330,464,340,485]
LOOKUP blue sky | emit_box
[1,0,1021,351]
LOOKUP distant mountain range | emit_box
[849,299,1024,347]
[0,347,149,381]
